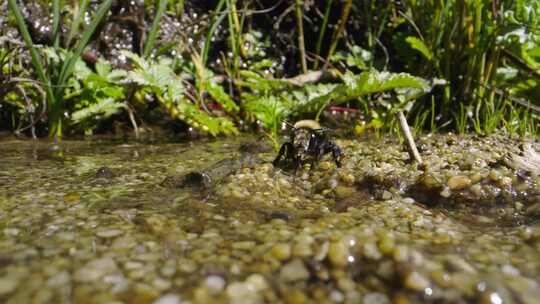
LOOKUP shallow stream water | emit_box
[0,135,539,304]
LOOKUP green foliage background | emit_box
[0,0,538,139]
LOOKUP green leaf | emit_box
[346,70,431,96]
[405,36,433,61]
[237,70,291,92]
[206,82,239,113]
[244,94,289,130]
[71,98,126,124]
[125,50,237,136]
[250,59,274,71]
[95,59,111,77]
[74,58,93,80]
[107,69,128,83]
[101,86,125,99]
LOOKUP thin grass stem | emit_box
[143,0,168,58]
[314,0,332,70]
[295,0,307,73]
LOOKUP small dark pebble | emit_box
[95,166,114,179]
[267,210,291,221]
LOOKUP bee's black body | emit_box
[273,121,343,171]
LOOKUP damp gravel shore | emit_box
[0,133,539,304]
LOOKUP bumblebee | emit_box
[273,120,343,171]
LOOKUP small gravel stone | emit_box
[226,281,264,304]
[0,276,19,295]
[404,271,430,291]
[328,241,349,268]
[402,197,415,204]
[205,275,226,294]
[363,242,382,260]
[246,274,267,291]
[74,257,118,282]
[271,243,291,261]
[96,228,123,238]
[153,277,172,290]
[152,293,182,304]
[363,292,391,304]
[292,237,313,258]
[447,175,472,190]
[46,271,70,287]
[329,290,344,302]
[279,259,310,282]
[440,187,452,198]
[3,228,21,237]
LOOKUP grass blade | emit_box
[7,0,54,106]
[52,0,61,47]
[66,0,90,47]
[326,0,352,65]
[57,0,113,90]
[143,0,168,58]
[314,0,332,69]
[202,0,227,66]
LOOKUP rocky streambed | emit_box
[0,133,539,304]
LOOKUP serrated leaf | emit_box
[124,50,236,136]
[107,69,127,82]
[244,95,289,130]
[238,70,291,92]
[250,59,274,71]
[405,36,433,61]
[95,59,110,77]
[74,59,92,80]
[348,70,431,96]
[121,50,147,70]
[101,86,125,99]
[71,98,126,124]
[207,82,239,113]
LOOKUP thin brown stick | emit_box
[325,0,352,67]
[397,111,423,164]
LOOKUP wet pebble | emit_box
[152,293,182,304]
[404,271,430,291]
[271,243,291,261]
[226,280,265,304]
[205,275,226,294]
[279,259,310,282]
[0,276,19,296]
[96,228,123,238]
[74,257,118,283]
[328,241,349,268]
[447,175,472,190]
[363,292,391,304]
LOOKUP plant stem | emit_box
[66,0,89,47]
[226,0,240,78]
[295,0,307,73]
[326,0,352,65]
[314,0,332,70]
[52,0,61,48]
[8,0,57,136]
[143,0,168,58]
[202,0,227,66]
